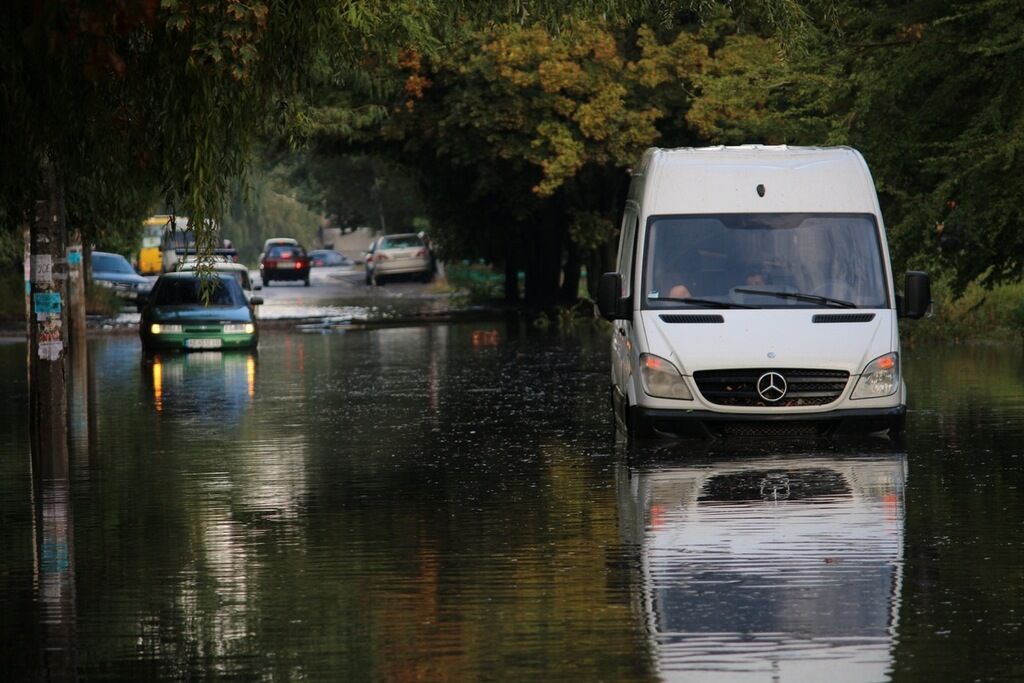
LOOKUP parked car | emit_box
[260,242,310,286]
[139,272,261,352]
[363,239,377,285]
[309,249,352,267]
[367,233,432,285]
[91,251,149,301]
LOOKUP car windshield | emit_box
[379,235,423,249]
[164,230,195,249]
[269,245,303,259]
[644,213,888,309]
[92,253,135,274]
[151,276,246,307]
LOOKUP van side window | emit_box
[616,212,638,297]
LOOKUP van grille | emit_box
[659,314,725,324]
[693,368,850,407]
[812,313,876,323]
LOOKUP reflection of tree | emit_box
[893,346,1024,680]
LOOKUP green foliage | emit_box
[446,263,505,304]
[221,173,324,265]
[903,277,1024,345]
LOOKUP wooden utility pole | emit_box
[29,159,69,483]
[67,229,89,449]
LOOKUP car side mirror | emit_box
[254,284,262,291]
[598,272,630,320]
[250,296,263,306]
[901,271,931,319]
[136,291,149,313]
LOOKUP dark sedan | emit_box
[92,251,149,300]
[260,243,310,286]
[309,249,352,267]
[139,272,261,352]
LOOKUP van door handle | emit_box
[617,327,626,336]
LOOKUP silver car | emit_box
[367,233,432,285]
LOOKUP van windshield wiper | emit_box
[654,297,757,309]
[732,288,857,308]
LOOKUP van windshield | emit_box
[644,213,888,309]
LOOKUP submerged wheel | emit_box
[303,277,310,287]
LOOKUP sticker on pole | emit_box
[32,255,53,284]
[33,292,62,315]
[67,248,82,266]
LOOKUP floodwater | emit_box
[0,323,1022,681]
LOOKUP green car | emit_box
[139,272,262,352]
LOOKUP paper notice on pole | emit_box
[32,255,53,284]
[38,341,63,361]
[33,292,62,316]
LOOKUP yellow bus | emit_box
[138,215,170,275]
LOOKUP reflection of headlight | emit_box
[95,279,114,288]
[151,324,182,334]
[639,353,693,400]
[223,323,255,334]
[851,352,899,399]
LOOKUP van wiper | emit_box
[655,297,757,309]
[733,288,857,308]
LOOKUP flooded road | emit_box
[0,325,1021,681]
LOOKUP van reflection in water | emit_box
[618,445,905,682]
[142,351,257,415]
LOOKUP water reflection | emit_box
[34,480,78,681]
[141,351,258,417]
[619,444,906,682]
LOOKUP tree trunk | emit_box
[523,212,563,310]
[503,254,520,303]
[29,159,69,484]
[559,240,581,304]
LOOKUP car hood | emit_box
[640,309,894,375]
[95,271,148,285]
[147,306,252,323]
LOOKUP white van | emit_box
[598,146,930,438]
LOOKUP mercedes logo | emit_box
[756,371,787,402]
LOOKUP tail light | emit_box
[415,248,427,257]
[264,260,277,268]
[377,252,390,261]
[281,251,293,260]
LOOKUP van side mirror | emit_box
[250,296,264,307]
[901,271,931,319]
[598,272,630,320]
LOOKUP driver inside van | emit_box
[667,268,766,299]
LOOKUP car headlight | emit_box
[151,324,182,334]
[95,279,114,288]
[851,352,899,399]
[223,323,255,334]
[639,353,693,400]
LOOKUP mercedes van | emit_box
[598,146,930,438]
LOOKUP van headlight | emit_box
[851,352,899,399]
[223,323,255,334]
[640,353,693,400]
[151,324,182,334]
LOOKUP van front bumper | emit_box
[629,405,905,439]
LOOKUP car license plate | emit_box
[282,261,296,268]
[186,338,222,349]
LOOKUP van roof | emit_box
[635,145,880,216]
